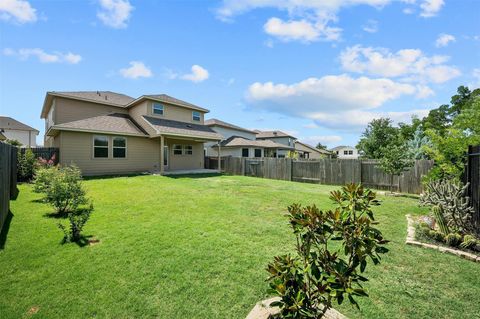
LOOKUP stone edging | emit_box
[246,297,347,319]
[405,214,480,263]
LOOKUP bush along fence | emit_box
[19,147,59,164]
[464,145,480,229]
[205,157,434,194]
[0,142,18,233]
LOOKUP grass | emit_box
[1,174,480,318]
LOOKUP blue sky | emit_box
[1,0,479,147]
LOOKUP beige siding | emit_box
[54,97,128,125]
[136,100,205,124]
[59,131,160,175]
[128,101,157,135]
[165,138,204,170]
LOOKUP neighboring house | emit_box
[205,119,292,158]
[254,130,296,158]
[41,91,222,175]
[0,116,39,147]
[295,141,331,159]
[330,146,359,159]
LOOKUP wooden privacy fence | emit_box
[209,157,434,194]
[0,142,18,233]
[464,145,480,229]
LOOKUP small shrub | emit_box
[460,235,477,250]
[445,233,462,247]
[35,165,87,213]
[17,148,37,181]
[267,184,388,318]
[58,204,94,243]
[427,230,445,242]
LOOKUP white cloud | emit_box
[119,61,152,79]
[181,65,209,83]
[245,74,436,131]
[303,123,319,129]
[0,0,37,23]
[216,0,390,42]
[362,19,378,33]
[263,16,341,42]
[468,68,480,89]
[420,0,444,17]
[3,48,82,64]
[247,74,416,117]
[415,85,435,98]
[339,45,461,83]
[301,135,342,146]
[97,0,133,29]
[311,109,430,130]
[435,33,455,47]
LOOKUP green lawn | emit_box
[1,175,479,318]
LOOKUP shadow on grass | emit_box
[60,234,95,248]
[31,198,45,203]
[83,172,149,181]
[43,211,69,219]
[165,173,223,179]
[0,210,14,250]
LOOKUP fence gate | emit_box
[465,145,480,229]
[245,159,264,177]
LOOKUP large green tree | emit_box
[356,118,400,159]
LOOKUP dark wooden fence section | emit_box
[207,156,434,194]
[20,147,59,163]
[465,145,480,229]
[0,142,18,233]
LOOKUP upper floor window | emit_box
[153,103,164,115]
[113,137,127,158]
[192,111,201,121]
[344,150,348,155]
[93,136,109,158]
[348,150,353,155]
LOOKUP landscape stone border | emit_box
[405,214,480,263]
[246,297,348,319]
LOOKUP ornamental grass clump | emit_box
[267,184,388,319]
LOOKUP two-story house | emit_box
[204,119,292,158]
[254,130,297,158]
[0,116,39,147]
[41,91,222,175]
[330,145,359,159]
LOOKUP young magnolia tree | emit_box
[378,144,414,193]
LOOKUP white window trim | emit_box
[93,135,109,159]
[192,111,201,122]
[152,102,164,116]
[185,145,193,155]
[113,136,128,159]
[173,144,183,155]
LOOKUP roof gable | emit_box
[0,116,39,132]
[204,118,256,134]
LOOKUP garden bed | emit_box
[405,214,480,263]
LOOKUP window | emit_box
[348,150,353,155]
[185,145,193,155]
[93,136,109,158]
[192,111,201,121]
[113,137,126,158]
[173,144,183,155]
[242,148,249,157]
[254,149,262,158]
[153,102,164,115]
[344,150,348,155]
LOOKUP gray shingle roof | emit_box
[217,136,294,149]
[49,91,135,106]
[0,116,39,132]
[204,118,256,134]
[139,94,209,112]
[330,145,355,151]
[295,141,331,155]
[51,113,147,136]
[143,116,222,140]
[255,130,296,139]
